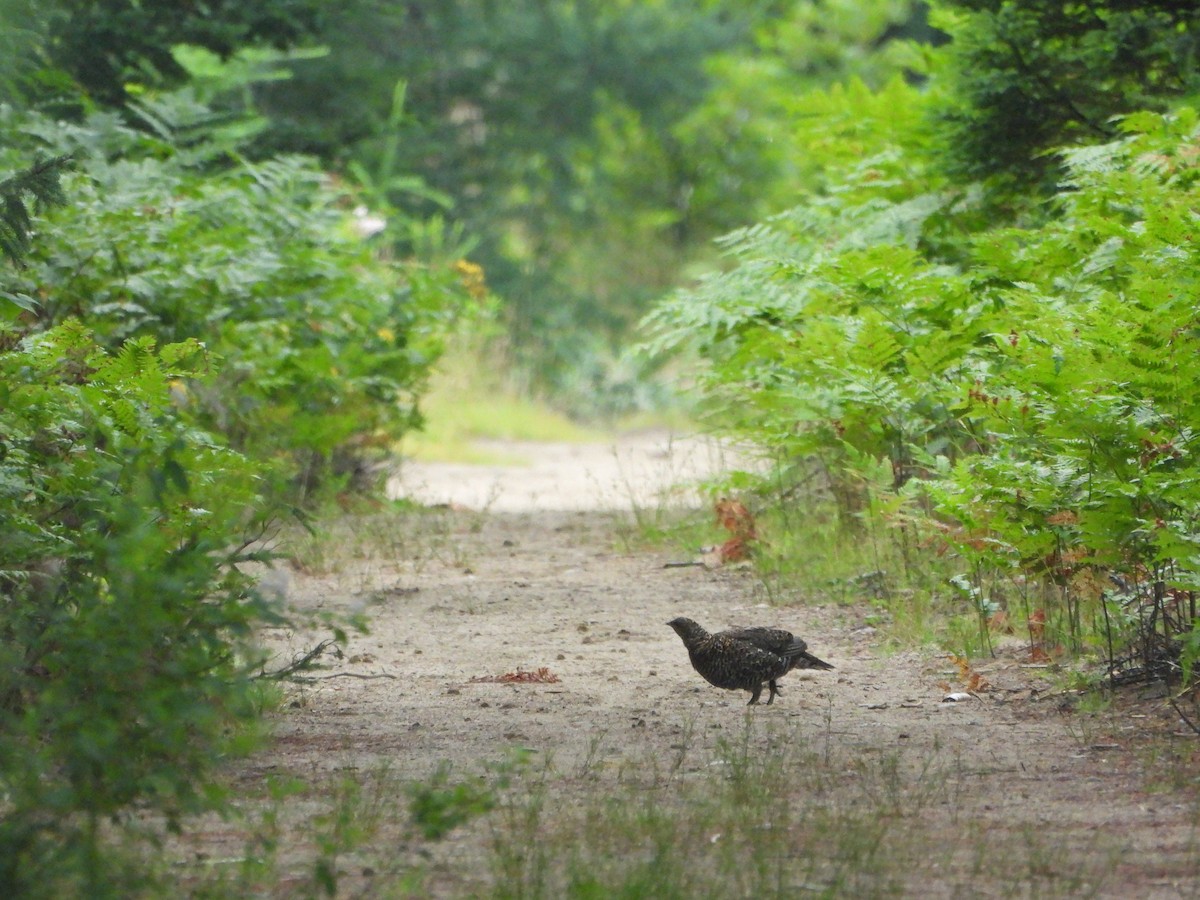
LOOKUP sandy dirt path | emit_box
[206,431,1200,897]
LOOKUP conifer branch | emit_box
[0,154,73,265]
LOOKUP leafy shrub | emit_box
[407,764,497,841]
[645,72,1200,678]
[1,97,476,500]
[0,322,273,896]
[0,86,474,894]
[930,108,1200,661]
[643,78,982,514]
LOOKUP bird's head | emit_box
[667,616,708,646]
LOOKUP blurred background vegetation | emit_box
[3,0,944,416]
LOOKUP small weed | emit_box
[178,753,536,897]
[408,764,498,840]
[1139,736,1200,794]
[1074,687,1115,716]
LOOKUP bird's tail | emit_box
[794,651,834,670]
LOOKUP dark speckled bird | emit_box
[667,616,833,705]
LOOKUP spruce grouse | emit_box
[667,616,833,705]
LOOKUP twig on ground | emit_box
[1168,696,1200,737]
[261,638,338,680]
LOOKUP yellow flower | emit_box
[453,259,488,300]
[168,379,189,406]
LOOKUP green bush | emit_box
[929,108,1200,654]
[644,69,1200,672]
[0,87,474,894]
[1,98,475,499]
[642,77,979,508]
[0,322,273,896]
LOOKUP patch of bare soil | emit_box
[187,432,1200,897]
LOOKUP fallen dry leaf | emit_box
[1028,608,1047,641]
[469,667,560,684]
[715,497,757,541]
[1029,645,1052,663]
[948,653,991,692]
[717,536,752,563]
[987,609,1014,633]
[701,498,759,568]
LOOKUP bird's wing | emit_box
[699,634,789,687]
[720,626,802,656]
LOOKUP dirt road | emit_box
[211,432,1200,897]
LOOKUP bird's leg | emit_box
[747,684,763,705]
[766,680,782,704]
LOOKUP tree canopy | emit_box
[931,0,1200,185]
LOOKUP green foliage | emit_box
[6,0,940,412]
[644,50,1200,673]
[0,64,474,894]
[929,108,1200,652]
[928,0,1200,186]
[0,154,71,270]
[0,1,61,105]
[0,322,272,896]
[408,764,498,841]
[29,0,328,108]
[1,98,478,498]
[644,77,980,496]
[240,0,929,411]
[7,0,952,414]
